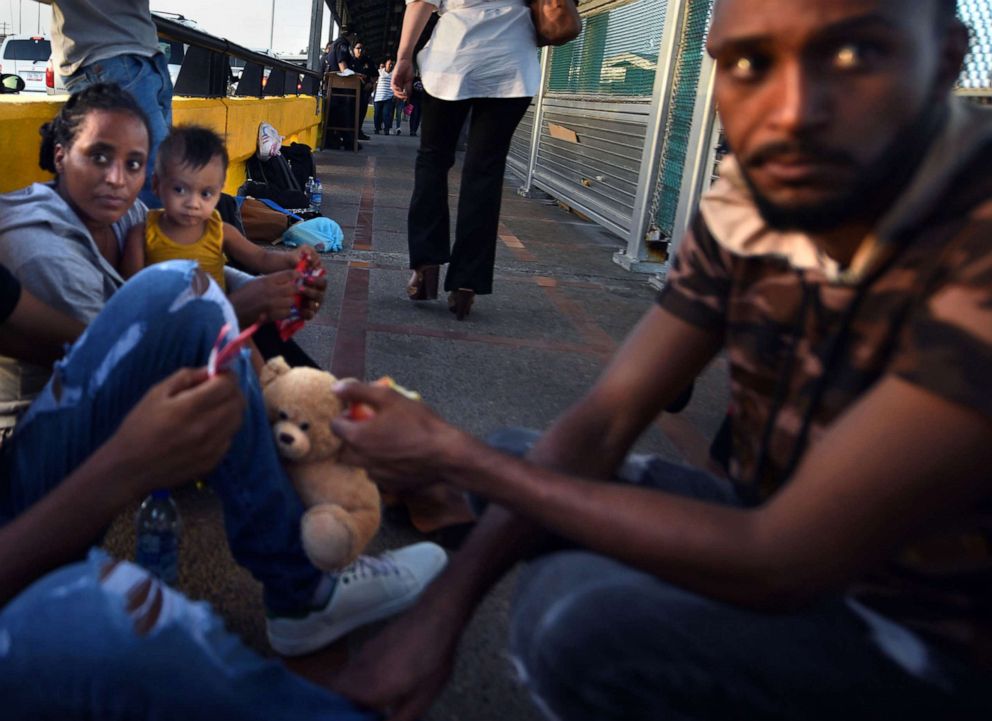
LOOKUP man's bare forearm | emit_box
[414,307,723,616]
[435,434,766,599]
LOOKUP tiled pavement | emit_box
[103,124,729,721]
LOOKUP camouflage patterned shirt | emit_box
[658,101,992,670]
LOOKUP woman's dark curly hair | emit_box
[38,83,152,173]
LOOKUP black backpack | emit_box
[281,143,317,193]
[243,154,309,210]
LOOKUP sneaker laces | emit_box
[338,554,401,583]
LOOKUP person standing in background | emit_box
[44,0,171,208]
[320,41,335,76]
[373,59,396,136]
[392,93,407,135]
[352,41,377,141]
[394,0,539,320]
[328,29,361,151]
[332,29,357,73]
[408,76,425,137]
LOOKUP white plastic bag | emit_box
[257,122,283,160]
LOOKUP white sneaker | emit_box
[266,542,448,656]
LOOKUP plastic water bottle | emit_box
[310,177,323,213]
[135,490,181,585]
[305,175,314,199]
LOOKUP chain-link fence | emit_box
[652,0,712,239]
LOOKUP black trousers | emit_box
[409,93,423,134]
[374,99,395,132]
[408,94,531,294]
[359,87,371,133]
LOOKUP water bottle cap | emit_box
[151,489,170,500]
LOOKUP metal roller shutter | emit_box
[529,0,669,236]
[533,99,650,235]
[507,102,536,177]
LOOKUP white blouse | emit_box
[410,0,541,101]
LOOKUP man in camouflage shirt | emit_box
[329,0,992,718]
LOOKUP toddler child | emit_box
[122,125,318,288]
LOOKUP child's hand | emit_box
[297,246,321,272]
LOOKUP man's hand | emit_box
[391,58,414,101]
[331,381,466,491]
[110,368,245,498]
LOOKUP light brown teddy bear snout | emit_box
[273,421,311,461]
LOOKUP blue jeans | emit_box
[63,53,173,208]
[374,99,394,133]
[0,550,374,720]
[0,261,320,614]
[0,263,371,718]
[488,429,992,721]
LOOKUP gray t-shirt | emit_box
[0,183,143,427]
[51,0,161,77]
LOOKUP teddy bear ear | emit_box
[259,356,292,388]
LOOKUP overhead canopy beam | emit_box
[325,0,407,61]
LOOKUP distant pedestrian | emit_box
[408,77,424,137]
[328,29,360,151]
[352,41,376,140]
[393,97,406,135]
[320,41,335,76]
[395,0,539,320]
[373,59,396,136]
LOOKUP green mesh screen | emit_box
[654,0,712,237]
[546,0,668,98]
[959,0,992,91]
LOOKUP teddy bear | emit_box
[259,356,381,571]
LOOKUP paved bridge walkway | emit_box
[105,127,729,721]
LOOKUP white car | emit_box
[1,35,52,93]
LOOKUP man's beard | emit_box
[738,102,946,234]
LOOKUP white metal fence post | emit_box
[519,46,552,196]
[613,0,688,273]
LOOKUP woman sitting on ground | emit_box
[0,83,327,428]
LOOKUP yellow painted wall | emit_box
[0,94,323,195]
[0,96,62,192]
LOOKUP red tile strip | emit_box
[537,282,616,354]
[497,222,537,262]
[329,262,370,379]
[352,157,376,251]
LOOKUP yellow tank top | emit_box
[145,209,227,290]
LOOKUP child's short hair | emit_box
[155,125,229,177]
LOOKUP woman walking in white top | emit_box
[394,0,540,320]
[374,59,397,135]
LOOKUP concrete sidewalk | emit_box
[105,126,729,721]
